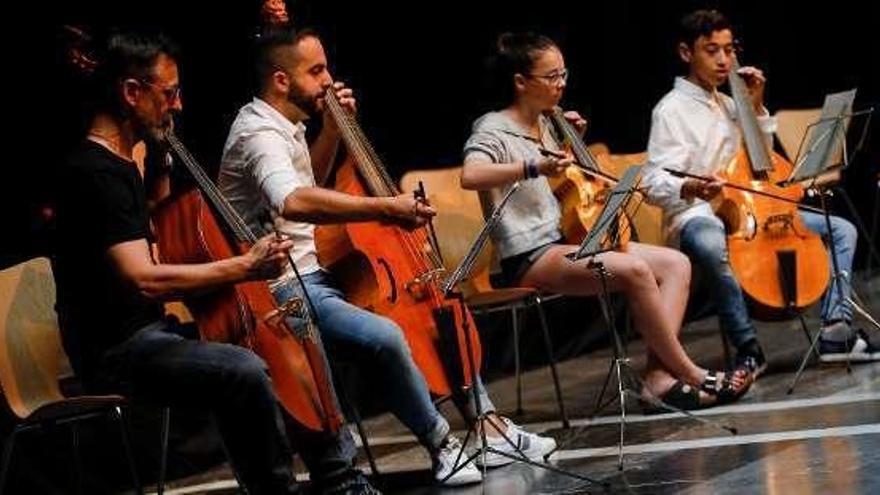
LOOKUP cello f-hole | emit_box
[377,258,397,303]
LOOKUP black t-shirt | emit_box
[53,140,164,376]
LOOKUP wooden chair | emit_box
[0,257,164,494]
[588,146,664,246]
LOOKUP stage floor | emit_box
[161,275,880,494]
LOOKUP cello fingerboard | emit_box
[729,56,773,173]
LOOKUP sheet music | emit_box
[789,88,857,183]
[572,165,642,260]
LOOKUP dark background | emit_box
[4,0,878,266]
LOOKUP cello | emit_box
[545,107,633,245]
[153,131,343,432]
[713,52,830,319]
[60,25,341,430]
[314,89,481,396]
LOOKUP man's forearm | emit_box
[282,186,388,224]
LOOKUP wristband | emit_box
[526,158,540,179]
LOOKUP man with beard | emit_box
[218,27,558,486]
[53,30,377,494]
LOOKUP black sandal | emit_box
[640,380,702,414]
[700,369,751,405]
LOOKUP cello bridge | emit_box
[763,214,794,234]
[265,296,305,326]
[405,268,447,300]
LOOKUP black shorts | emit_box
[493,240,563,288]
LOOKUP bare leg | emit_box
[520,242,745,399]
[626,243,691,374]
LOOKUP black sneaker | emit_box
[819,329,880,363]
[316,471,382,495]
[735,340,768,379]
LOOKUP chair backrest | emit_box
[775,108,846,186]
[775,108,823,162]
[400,167,494,296]
[589,147,665,246]
[0,257,69,419]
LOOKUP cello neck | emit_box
[323,89,446,273]
[548,107,601,172]
[729,55,773,174]
[164,131,257,244]
[323,89,399,197]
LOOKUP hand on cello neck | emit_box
[380,193,437,230]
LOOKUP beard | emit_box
[287,84,320,119]
[134,113,175,147]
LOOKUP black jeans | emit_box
[89,318,358,494]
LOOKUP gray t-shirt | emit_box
[463,111,563,259]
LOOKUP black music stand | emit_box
[436,182,607,490]
[780,92,879,394]
[541,166,737,471]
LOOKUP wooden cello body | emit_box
[714,56,829,319]
[546,107,631,245]
[153,133,343,432]
[315,91,481,397]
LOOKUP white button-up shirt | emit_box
[642,77,777,244]
[218,97,321,275]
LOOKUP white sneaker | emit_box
[433,435,482,486]
[476,417,557,468]
[819,330,880,363]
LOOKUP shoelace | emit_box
[440,436,463,456]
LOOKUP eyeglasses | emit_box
[139,79,182,103]
[527,68,569,85]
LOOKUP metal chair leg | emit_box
[71,422,82,495]
[534,296,569,428]
[115,407,143,495]
[512,305,522,416]
[157,407,171,495]
[0,429,19,495]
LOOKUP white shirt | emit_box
[218,97,321,275]
[642,77,777,244]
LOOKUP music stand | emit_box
[781,92,879,274]
[438,182,607,489]
[542,166,737,471]
[779,91,880,393]
[784,89,857,185]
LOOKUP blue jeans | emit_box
[679,212,858,348]
[272,270,495,450]
[679,216,757,348]
[92,319,304,494]
[799,211,856,323]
